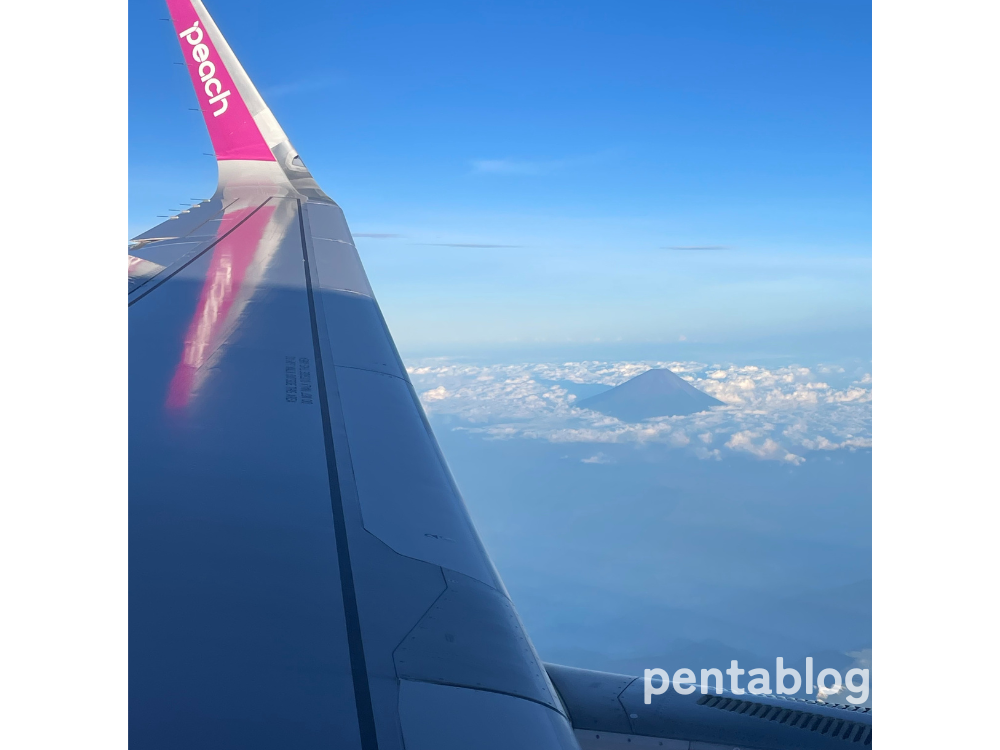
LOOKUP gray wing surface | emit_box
[129,191,577,750]
[129,2,579,748]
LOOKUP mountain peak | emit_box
[577,368,723,421]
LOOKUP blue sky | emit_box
[129,0,871,359]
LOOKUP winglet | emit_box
[167,0,276,161]
[166,0,333,200]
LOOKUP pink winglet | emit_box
[167,0,275,161]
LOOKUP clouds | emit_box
[470,159,547,175]
[421,385,449,402]
[410,360,872,463]
[661,245,731,251]
[470,151,618,176]
[353,234,523,249]
[420,243,521,248]
[725,431,805,465]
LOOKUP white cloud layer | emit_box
[408,360,872,463]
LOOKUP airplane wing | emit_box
[130,2,578,748]
[130,3,872,749]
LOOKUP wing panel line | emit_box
[127,198,274,306]
[298,200,381,750]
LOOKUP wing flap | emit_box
[394,570,561,709]
[334,366,499,585]
[398,681,579,750]
[320,292,404,377]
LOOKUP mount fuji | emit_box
[577,368,724,421]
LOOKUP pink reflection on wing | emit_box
[166,203,276,409]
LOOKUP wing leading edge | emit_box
[129,2,578,748]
